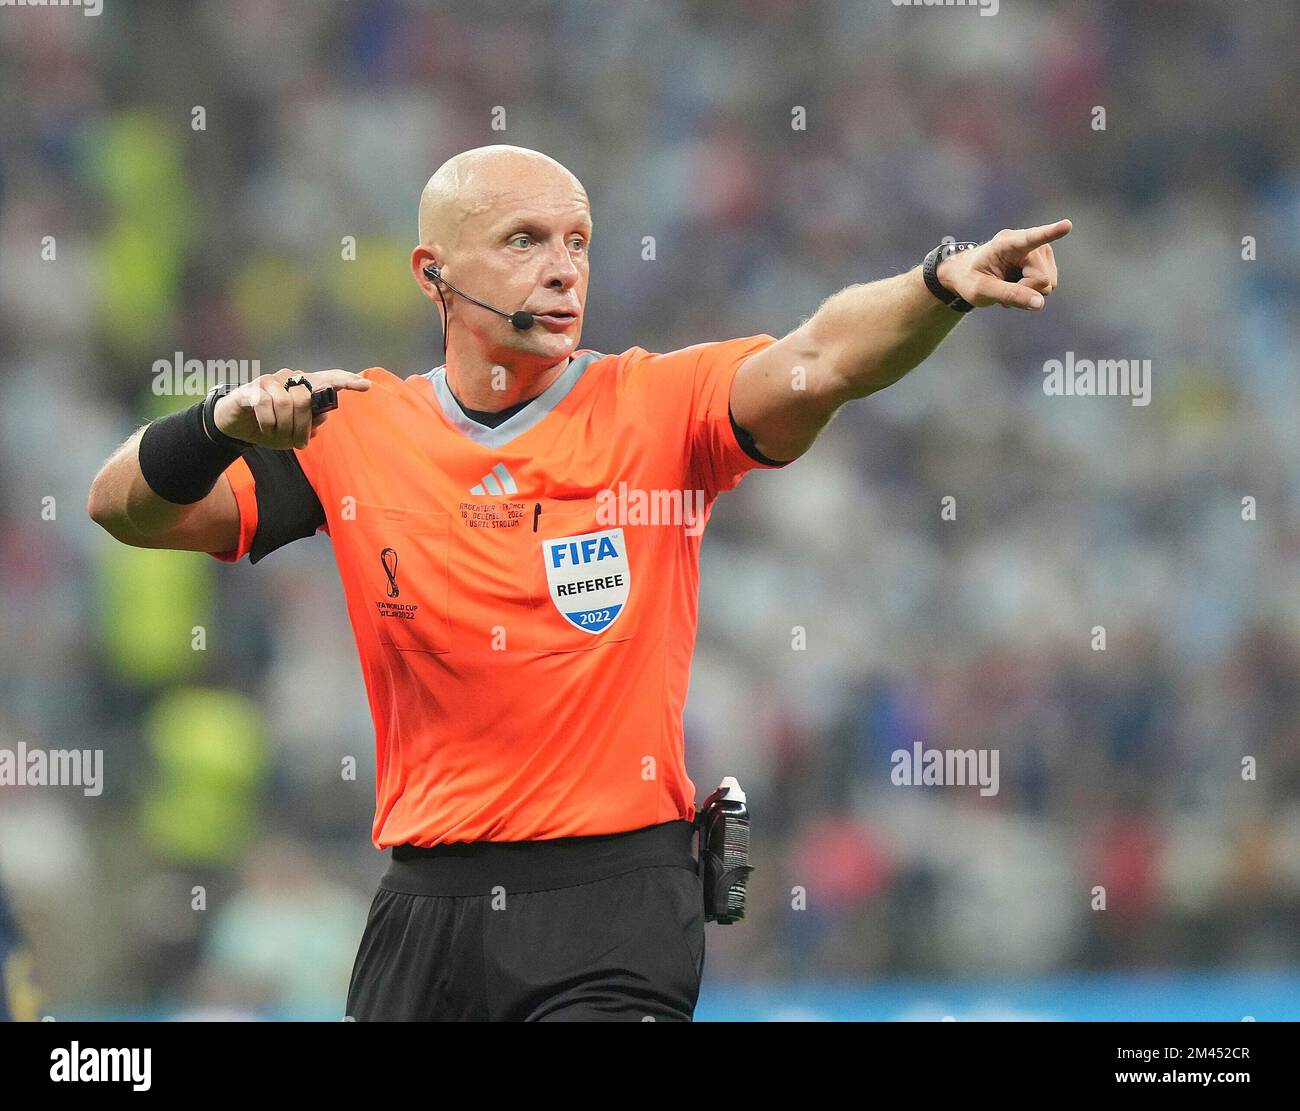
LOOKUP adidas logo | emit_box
[469,463,518,496]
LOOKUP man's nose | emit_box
[539,245,580,289]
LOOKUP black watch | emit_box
[201,382,250,452]
[922,240,981,313]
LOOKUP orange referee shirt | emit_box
[209,335,786,847]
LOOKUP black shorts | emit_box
[345,819,706,1022]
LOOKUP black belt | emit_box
[382,819,697,897]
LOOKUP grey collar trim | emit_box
[421,351,604,449]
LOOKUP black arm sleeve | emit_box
[241,446,327,564]
[728,405,794,468]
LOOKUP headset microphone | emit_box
[422,265,535,332]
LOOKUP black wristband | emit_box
[138,385,249,505]
[922,240,980,313]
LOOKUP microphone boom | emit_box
[423,265,534,331]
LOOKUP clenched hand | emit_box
[214,368,373,450]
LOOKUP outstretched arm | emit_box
[730,219,1071,463]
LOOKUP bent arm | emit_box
[86,367,371,555]
[87,427,240,554]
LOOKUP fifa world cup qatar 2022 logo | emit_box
[380,547,400,598]
[372,546,418,626]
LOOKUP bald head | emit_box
[418,145,588,250]
[411,145,592,381]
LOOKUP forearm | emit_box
[808,266,962,401]
[730,221,1067,463]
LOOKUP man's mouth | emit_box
[532,311,577,327]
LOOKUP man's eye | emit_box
[569,239,586,252]
[510,235,532,248]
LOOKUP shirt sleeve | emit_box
[206,446,326,564]
[683,333,792,499]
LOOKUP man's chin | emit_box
[512,329,581,361]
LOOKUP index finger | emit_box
[1006,219,1072,253]
[304,368,374,392]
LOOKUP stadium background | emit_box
[1,0,1298,1021]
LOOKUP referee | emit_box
[88,145,1067,1020]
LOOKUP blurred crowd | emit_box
[1,0,1298,1017]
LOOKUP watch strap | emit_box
[201,382,251,452]
[923,240,980,313]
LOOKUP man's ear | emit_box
[411,246,440,291]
